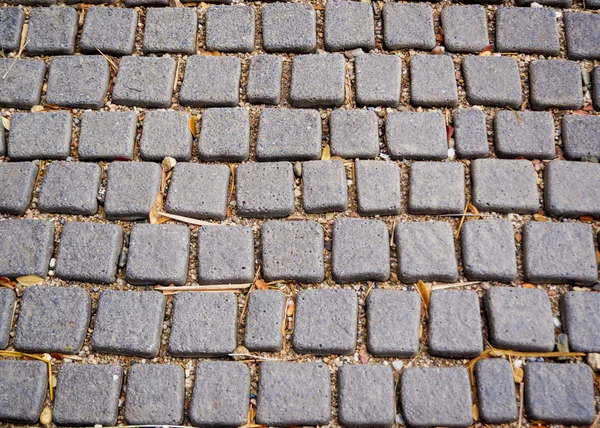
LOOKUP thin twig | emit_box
[431,281,481,290]
[155,283,251,294]
[455,198,471,240]
[2,40,28,79]
[229,353,282,361]
[156,211,226,226]
[589,411,600,428]
[517,382,525,428]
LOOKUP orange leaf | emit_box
[189,116,198,138]
[286,302,295,317]
[446,125,454,142]
[573,110,590,116]
[255,279,268,290]
[515,233,522,243]
[468,203,479,215]
[533,214,547,222]
[522,283,536,289]
[580,215,594,223]
[0,276,16,289]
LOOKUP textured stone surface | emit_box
[453,108,488,158]
[302,160,348,213]
[0,220,54,278]
[496,7,559,56]
[441,5,489,53]
[80,6,137,56]
[198,108,250,161]
[124,0,168,6]
[409,162,464,214]
[494,110,555,159]
[410,54,458,107]
[8,111,71,161]
[562,115,600,160]
[0,288,15,349]
[475,359,518,424]
[143,7,197,54]
[244,290,286,352]
[0,162,38,215]
[140,110,193,161]
[247,55,282,105]
[355,160,401,216]
[564,12,600,60]
[78,111,137,161]
[529,60,583,111]
[329,109,379,158]
[383,3,435,50]
[205,5,254,53]
[463,56,522,108]
[324,0,374,51]
[262,3,316,53]
[197,226,254,284]
[0,360,47,424]
[355,53,401,107]
[290,54,345,108]
[595,67,600,111]
[0,59,46,109]
[26,6,77,55]
[386,111,447,160]
[0,7,24,52]
[561,291,600,352]
[180,55,240,107]
[545,160,600,219]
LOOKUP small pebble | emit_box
[118,249,127,268]
[395,412,405,425]
[553,317,562,329]
[392,360,404,372]
[293,161,302,177]
[344,48,363,59]
[49,258,56,269]
[40,407,52,425]
[586,353,600,372]
[48,270,54,277]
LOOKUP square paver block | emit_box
[561,291,600,352]
[126,224,190,286]
[0,288,15,349]
[0,7,24,52]
[454,108,488,158]
[247,55,282,105]
[0,59,46,109]
[471,159,539,213]
[0,162,38,215]
[256,362,331,426]
[262,3,316,53]
[385,111,447,160]
[124,0,168,6]
[461,219,517,282]
[332,218,390,283]
[15,286,90,354]
[562,115,600,160]
[475,359,518,424]
[586,0,600,7]
[564,12,600,60]
[338,365,395,428]
[355,160,401,216]
[496,7,559,56]
[78,111,137,161]
[205,5,255,53]
[169,292,237,357]
[529,60,583,111]
[244,290,285,352]
[408,162,465,214]
[180,55,240,107]
[383,3,435,50]
[190,362,250,427]
[143,7,197,54]
[330,109,379,159]
[0,360,47,424]
[112,56,176,108]
[463,56,522,109]
[428,290,483,358]
[26,6,77,55]
[324,0,375,51]
[236,162,294,218]
[396,221,458,283]
[545,160,600,218]
[524,363,596,425]
[125,364,184,425]
[55,222,122,284]
[595,66,600,111]
[8,112,71,161]
[441,5,489,53]
[80,6,137,56]
[366,289,421,357]
[92,290,165,357]
[290,54,345,108]
[484,287,555,351]
[410,54,458,107]
[494,110,555,159]
[355,54,401,107]
[198,108,250,161]
[302,160,348,213]
[140,110,193,161]
[53,364,123,427]
[197,226,254,284]
[523,222,598,285]
[401,367,473,428]
[104,161,162,220]
[0,220,54,278]
[262,220,324,283]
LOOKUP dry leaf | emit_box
[533,214,547,222]
[468,203,479,215]
[446,125,454,142]
[321,144,331,161]
[189,116,198,138]
[513,367,524,383]
[31,105,44,113]
[162,156,177,172]
[580,215,594,223]
[313,4,324,9]
[472,404,479,421]
[515,232,522,243]
[16,275,44,286]
[416,280,430,309]
[573,109,590,116]
[0,276,16,289]
[40,406,52,425]
[255,279,269,290]
[202,50,221,56]
[1,117,9,130]
[286,302,296,317]
[358,345,371,364]
[522,283,536,289]
[148,192,164,225]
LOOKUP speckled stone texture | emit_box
[462,56,522,109]
[302,160,348,213]
[495,110,555,159]
[15,286,90,354]
[0,7,24,52]
[529,60,583,111]
[8,111,71,161]
[205,5,255,53]
[0,162,38,215]
[475,359,518,424]
[247,55,282,105]
[180,55,241,107]
[78,111,137,160]
[256,362,331,426]
[0,360,47,424]
[124,0,168,6]
[142,7,197,54]
[564,12,600,60]
[262,3,316,53]
[245,290,285,352]
[382,3,435,50]
[324,0,375,51]
[0,288,15,349]
[561,291,600,352]
[329,109,380,159]
[594,67,600,111]
[0,220,54,278]
[355,160,401,216]
[289,54,345,108]
[585,0,600,8]
[197,226,254,284]
[198,108,250,161]
[140,110,193,161]
[495,7,559,56]
[441,5,489,53]
[355,53,402,107]
[80,6,137,56]
[386,111,447,160]
[562,115,600,160]
[409,162,465,214]
[453,108,488,158]
[545,160,600,219]
[25,6,77,55]
[410,54,458,107]
[0,59,46,109]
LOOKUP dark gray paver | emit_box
[140,110,192,161]
[0,162,38,215]
[112,56,176,108]
[515,0,571,6]
[401,367,473,428]
[495,7,559,56]
[290,54,345,108]
[78,111,137,161]
[26,6,77,55]
[494,110,555,159]
[143,7,197,54]
[0,220,54,278]
[0,360,47,424]
[523,222,597,285]
[441,5,489,53]
[180,55,240,107]
[355,160,401,216]
[324,0,375,52]
[524,363,596,425]
[545,160,600,218]
[80,6,137,56]
[332,218,390,283]
[15,286,90,354]
[256,362,331,426]
[529,60,583,111]
[383,3,435,50]
[244,290,285,352]
[329,109,379,159]
[562,115,600,160]
[169,292,237,357]
[53,364,123,427]
[366,289,420,357]
[8,111,71,161]
[190,362,250,427]
[0,288,15,349]
[463,56,522,109]
[461,219,517,282]
[484,286,555,351]
[355,53,401,107]
[205,5,254,53]
[236,161,294,218]
[124,0,168,6]
[561,291,600,352]
[0,7,24,52]
[564,12,600,60]
[453,108,488,158]
[92,290,165,357]
[198,108,249,161]
[55,222,122,284]
[475,359,518,424]
[197,226,254,284]
[126,224,190,286]
[247,55,282,105]
[386,111,447,160]
[471,158,539,213]
[0,127,3,156]
[585,0,600,8]
[262,3,316,53]
[302,160,348,213]
[0,59,46,109]
[595,66,600,111]
[104,161,162,220]
[410,54,458,107]
[125,364,184,425]
[408,162,464,214]
[5,0,56,5]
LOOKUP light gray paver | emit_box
[0,220,54,278]
[453,108,488,158]
[329,109,379,159]
[385,111,447,160]
[80,6,137,56]
[26,6,77,55]
[529,60,583,111]
[289,54,345,108]
[494,110,555,159]
[545,160,600,219]
[244,290,285,352]
[409,162,465,214]
[441,5,489,53]
[355,160,401,216]
[0,7,24,52]
[78,111,138,161]
[383,3,435,50]
[0,360,47,424]
[463,56,522,109]
[197,226,254,284]
[410,54,458,107]
[594,66,600,111]
[0,59,45,109]
[302,160,348,213]
[8,111,71,161]
[140,110,193,161]
[247,55,282,105]
[324,0,375,52]
[0,288,15,349]
[262,3,316,53]
[475,359,518,424]
[143,7,197,54]
[562,115,600,160]
[564,12,600,60]
[0,162,38,215]
[180,55,240,107]
[198,108,249,161]
[561,291,600,352]
[495,7,560,56]
[355,53,401,107]
[205,5,255,53]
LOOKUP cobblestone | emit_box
[247,55,282,105]
[0,7,24,52]
[262,3,316,53]
[205,5,255,53]
[355,53,402,107]
[0,360,47,424]
[453,108,488,159]
[290,54,345,108]
[8,111,71,161]
[0,220,54,278]
[0,288,15,349]
[562,115,600,160]
[545,160,600,218]
[561,291,600,353]
[244,290,286,352]
[408,162,465,214]
[495,110,555,159]
[495,7,560,56]
[564,12,600,60]
[383,3,435,50]
[385,111,447,160]
[529,60,583,111]
[143,7,197,54]
[324,0,375,52]
[0,59,45,109]
[441,5,489,53]
[302,160,348,213]
[80,6,137,56]
[0,162,38,215]
[594,66,600,111]
[26,6,77,55]
[197,226,254,284]
[410,54,458,107]
[78,111,137,161]
[198,108,249,161]
[463,56,522,108]
[180,55,241,107]
[140,110,193,161]
[355,160,401,216]
[475,359,518,424]
[329,109,379,159]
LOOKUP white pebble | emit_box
[49,258,56,269]
[513,359,523,369]
[448,148,456,159]
[553,317,562,328]
[392,360,404,372]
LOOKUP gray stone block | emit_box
[0,162,37,215]
[355,160,401,216]
[0,288,15,349]
[53,364,123,427]
[324,0,375,52]
[26,6,77,55]
[383,3,435,50]
[244,290,285,352]
[495,110,555,159]
[453,108,488,158]
[475,359,518,424]
[0,220,54,278]
[562,115,600,160]
[5,0,56,5]
[169,292,237,357]
[385,111,447,160]
[198,108,249,161]
[523,221,598,285]
[441,5,489,53]
[515,0,571,6]
[180,55,240,107]
[545,160,600,219]
[80,6,137,56]
[496,7,559,56]
[0,59,46,109]
[8,111,71,161]
[355,53,401,107]
[78,111,137,161]
[197,226,254,284]
[262,3,316,53]
[15,285,90,354]
[330,109,379,159]
[410,54,458,107]
[0,360,47,424]
[529,60,583,111]
[595,66,600,111]
[140,110,192,161]
[124,0,168,6]
[561,291,600,352]
[586,0,600,8]
[205,5,254,53]
[408,162,465,214]
[564,12,600,60]
[0,127,3,156]
[463,56,522,109]
[143,7,197,54]
[290,54,345,108]
[396,221,458,283]
[401,367,473,428]
[125,364,184,425]
[256,362,331,426]
[247,55,282,105]
[0,7,24,52]
[332,218,390,283]
[302,160,348,213]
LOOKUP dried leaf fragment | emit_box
[40,406,52,425]
[416,280,430,309]
[358,345,371,364]
[1,116,9,130]
[321,144,331,161]
[286,302,296,317]
[515,232,522,243]
[533,214,547,222]
[446,125,454,142]
[580,215,594,223]
[16,275,44,286]
[522,283,536,289]
[472,404,479,421]
[513,367,524,383]
[255,279,269,290]
[189,116,198,138]
[162,156,177,172]
[30,105,44,112]
[0,276,16,289]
